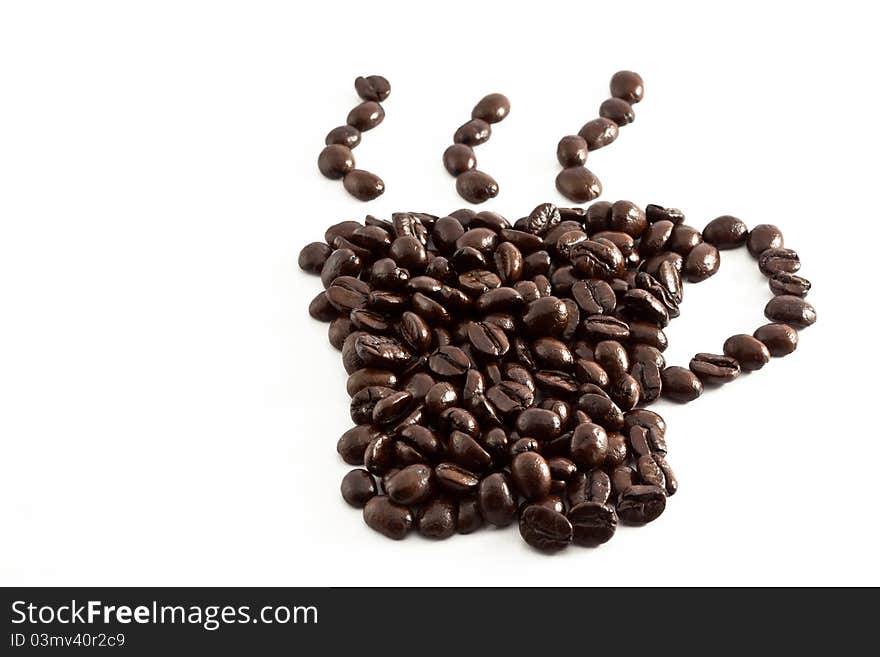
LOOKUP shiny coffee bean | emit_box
[472,93,511,123]
[747,224,784,256]
[594,340,629,380]
[628,321,668,351]
[299,242,332,274]
[624,288,670,327]
[630,344,666,370]
[764,295,816,328]
[354,75,391,102]
[640,220,674,256]
[321,248,362,288]
[443,144,477,176]
[454,118,491,146]
[684,242,720,282]
[318,144,355,179]
[599,97,635,126]
[630,361,661,402]
[571,279,616,315]
[582,315,630,342]
[555,167,602,203]
[575,359,610,388]
[610,70,644,103]
[418,497,457,539]
[568,501,617,547]
[328,317,354,350]
[456,169,499,204]
[521,296,569,337]
[434,462,479,493]
[355,334,412,370]
[576,394,624,431]
[363,495,412,540]
[609,201,647,238]
[616,485,666,525]
[519,504,572,551]
[703,215,747,249]
[325,124,361,149]
[689,353,741,383]
[448,431,492,471]
[341,469,377,508]
[661,366,703,402]
[372,390,414,426]
[667,224,703,255]
[337,424,379,465]
[753,323,798,356]
[510,451,552,501]
[343,169,385,201]
[653,453,678,496]
[769,272,811,297]
[515,408,563,441]
[578,118,619,150]
[309,291,338,321]
[347,101,385,131]
[570,422,608,468]
[385,464,434,505]
[557,135,589,167]
[758,248,801,276]
[478,472,518,527]
[645,204,685,225]
[457,496,483,534]
[723,334,771,371]
[346,369,398,397]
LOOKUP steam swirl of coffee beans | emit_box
[318,75,390,201]
[442,93,510,204]
[556,71,645,204]
[299,200,815,551]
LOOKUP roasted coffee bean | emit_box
[454,118,491,146]
[754,323,799,356]
[570,422,608,468]
[418,496,458,539]
[341,469,377,508]
[571,279,616,315]
[769,272,811,297]
[471,93,511,123]
[371,258,410,291]
[628,321,668,351]
[533,370,579,397]
[656,259,683,304]
[630,361,661,402]
[521,296,569,337]
[427,346,470,378]
[318,144,355,179]
[510,451,552,501]
[582,315,630,342]
[457,496,483,534]
[609,201,647,238]
[630,344,666,370]
[641,251,683,277]
[486,381,534,418]
[645,204,685,225]
[637,454,666,489]
[594,340,630,380]
[667,224,703,255]
[347,101,385,131]
[373,390,414,426]
[523,203,562,237]
[424,382,458,417]
[661,366,703,402]
[398,424,442,462]
[308,291,338,321]
[325,124,361,149]
[385,464,434,505]
[342,331,367,374]
[599,97,635,126]
[464,321,508,358]
[556,167,603,203]
[703,215,748,249]
[510,437,540,458]
[532,337,573,370]
[392,212,429,244]
[458,270,501,296]
[557,135,589,167]
[493,241,524,284]
[518,504,572,551]
[568,500,617,547]
[412,292,451,325]
[326,276,370,313]
[653,453,678,496]
[525,251,554,279]
[364,495,412,540]
[515,408,563,442]
[343,169,385,201]
[438,407,479,438]
[397,311,432,353]
[623,288,670,326]
[435,462,479,493]
[350,308,390,333]
[448,431,492,471]
[355,74,391,102]
[747,223,784,256]
[321,248,362,288]
[329,317,354,350]
[337,424,379,465]
[351,225,393,251]
[299,242,333,274]
[356,334,412,370]
[363,433,396,475]
[764,295,816,328]
[758,248,801,276]
[610,70,644,104]
[576,393,624,431]
[477,472,517,527]
[346,369,398,397]
[324,220,361,245]
[456,169,499,204]
[640,220,674,256]
[575,359,610,389]
[515,281,540,304]
[433,216,466,253]
[571,240,625,279]
[624,408,667,436]
[390,235,428,270]
[723,334,771,371]
[633,273,680,318]
[578,118,619,150]
[350,385,395,424]
[616,485,666,525]
[689,353,741,383]
[684,242,720,282]
[408,276,443,297]
[456,227,498,254]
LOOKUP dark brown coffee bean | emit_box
[308,291,338,321]
[385,464,434,505]
[703,215,748,249]
[633,272,680,319]
[645,204,685,225]
[412,292,450,325]
[471,93,511,123]
[355,334,412,370]
[764,295,816,328]
[484,381,532,419]
[320,248,362,288]
[555,167,602,203]
[571,279,616,315]
[723,334,771,371]
[653,453,678,496]
[457,496,483,534]
[417,497,457,539]
[363,433,396,475]
[610,70,644,103]
[337,424,379,465]
[567,501,617,546]
[372,390,414,426]
[628,321,668,351]
[342,331,367,374]
[511,452,552,501]
[758,248,801,276]
[667,224,703,255]
[532,337,573,370]
[557,135,589,167]
[639,220,674,256]
[656,259,683,304]
[346,369,398,397]
[341,469,377,508]
[343,169,385,201]
[354,75,391,102]
[350,385,395,424]
[424,382,458,417]
[523,202,562,237]
[684,242,720,282]
[630,361,661,402]
[689,353,741,383]
[464,321,508,358]
[575,359,610,389]
[571,240,625,279]
[364,495,412,540]
[623,288,670,327]
[427,345,470,378]
[298,242,332,274]
[630,344,666,370]
[660,366,703,402]
[325,124,361,149]
[454,118,491,146]
[570,422,608,468]
[616,485,666,525]
[582,315,630,342]
[326,276,369,313]
[519,504,572,551]
[578,118,619,150]
[328,317,354,350]
[318,144,355,179]
[608,201,647,238]
[753,323,798,356]
[458,270,501,296]
[438,407,479,438]
[747,224,784,256]
[477,472,517,527]
[594,340,630,380]
[448,431,492,471]
[456,169,499,204]
[599,97,635,126]
[442,143,478,176]
[769,272,811,297]
[576,394,624,431]
[637,454,665,489]
[522,296,569,337]
[347,101,385,131]
[435,462,479,493]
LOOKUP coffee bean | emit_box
[660,366,703,402]
[758,248,801,276]
[628,321,668,351]
[703,215,748,249]
[623,288,670,327]
[519,504,572,551]
[337,424,379,465]
[443,144,477,176]
[308,291,338,321]
[318,144,355,179]
[555,167,603,203]
[684,242,720,282]
[347,101,385,131]
[329,317,354,350]
[346,369,398,397]
[640,220,674,256]
[599,97,635,126]
[454,118,491,146]
[723,334,771,371]
[510,451,552,500]
[594,340,630,380]
[578,118,619,150]
[575,359,610,388]
[364,495,412,540]
[343,169,385,201]
[689,353,741,383]
[582,315,630,342]
[616,485,666,525]
[631,361,662,402]
[656,259,683,304]
[610,70,644,104]
[520,296,568,337]
[753,322,798,356]
[471,92,510,123]
[570,422,608,468]
[448,431,492,471]
[557,135,589,167]
[435,462,479,493]
[609,201,647,238]
[356,334,412,370]
[320,248,362,288]
[418,496,458,539]
[456,169,499,204]
[576,393,624,431]
[764,295,816,328]
[372,390,414,426]
[667,224,703,255]
[571,279,616,315]
[385,464,434,505]
[571,240,625,279]
[457,496,483,534]
[298,242,332,274]
[637,454,666,489]
[769,272,811,297]
[364,433,396,475]
[646,204,685,225]
[532,337,573,370]
[568,501,617,547]
[341,469,377,508]
[747,224,784,256]
[478,472,518,527]
[325,125,362,149]
[355,75,391,102]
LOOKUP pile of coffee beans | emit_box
[556,71,645,204]
[299,200,815,551]
[443,93,510,204]
[318,75,390,201]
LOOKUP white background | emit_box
[1,0,877,586]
